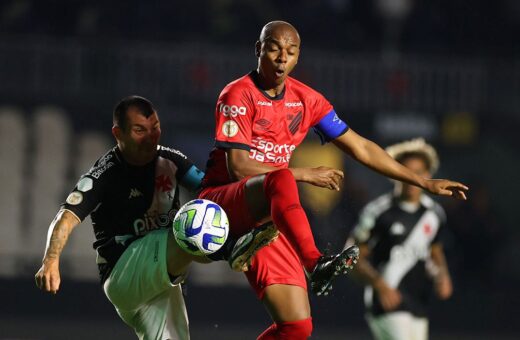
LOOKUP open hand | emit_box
[424,179,468,200]
[375,280,402,311]
[302,166,344,191]
[435,274,453,300]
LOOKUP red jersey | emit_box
[203,71,334,187]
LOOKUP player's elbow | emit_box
[224,156,246,180]
[227,164,246,181]
[225,149,251,181]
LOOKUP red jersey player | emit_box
[200,21,468,340]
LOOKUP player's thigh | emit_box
[119,286,189,340]
[104,229,172,311]
[367,312,413,340]
[199,177,269,235]
[244,174,270,222]
[262,284,311,322]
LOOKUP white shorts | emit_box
[103,228,189,340]
[367,311,428,340]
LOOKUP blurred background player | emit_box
[346,138,453,340]
[199,21,467,339]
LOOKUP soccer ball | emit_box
[172,199,229,256]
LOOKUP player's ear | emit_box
[255,41,261,57]
[112,125,121,140]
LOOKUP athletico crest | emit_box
[288,111,302,135]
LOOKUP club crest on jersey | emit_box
[222,120,239,137]
[219,103,247,117]
[288,111,302,135]
[155,174,174,200]
[390,222,406,235]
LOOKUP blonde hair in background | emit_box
[385,138,439,175]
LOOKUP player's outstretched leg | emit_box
[228,222,279,271]
[309,245,360,296]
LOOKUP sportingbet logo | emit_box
[219,103,247,117]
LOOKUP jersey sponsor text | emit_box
[250,137,296,163]
[90,161,115,179]
[133,209,177,235]
[219,103,247,117]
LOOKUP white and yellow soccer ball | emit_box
[172,199,229,256]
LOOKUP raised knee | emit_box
[264,169,295,189]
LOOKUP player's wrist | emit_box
[373,277,388,291]
[434,270,450,282]
[416,176,429,190]
[42,256,60,266]
[290,168,307,182]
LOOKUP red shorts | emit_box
[200,179,307,299]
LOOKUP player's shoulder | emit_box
[362,193,394,218]
[221,73,256,97]
[420,195,446,221]
[158,145,189,161]
[287,76,325,99]
[85,146,120,180]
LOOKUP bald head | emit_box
[259,21,300,45]
[255,21,301,94]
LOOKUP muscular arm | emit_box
[332,129,468,199]
[35,209,81,294]
[430,243,453,300]
[226,148,344,190]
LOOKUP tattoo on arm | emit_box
[43,210,80,262]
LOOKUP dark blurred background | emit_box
[1,0,519,339]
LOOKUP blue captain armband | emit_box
[312,110,349,144]
[180,165,205,191]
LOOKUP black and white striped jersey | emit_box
[61,145,203,283]
[352,193,447,317]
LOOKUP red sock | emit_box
[263,169,322,272]
[257,318,313,340]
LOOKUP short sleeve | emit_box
[351,195,391,244]
[308,91,334,127]
[158,146,204,192]
[351,207,378,244]
[62,174,106,222]
[214,86,255,151]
